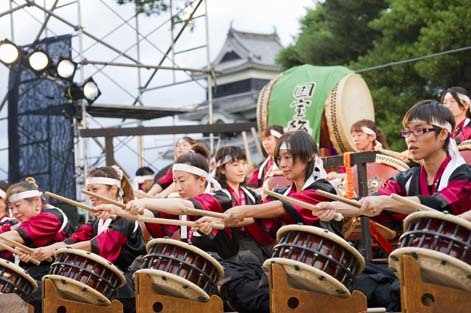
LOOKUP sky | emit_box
[0,0,315,182]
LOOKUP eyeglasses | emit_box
[400,127,439,138]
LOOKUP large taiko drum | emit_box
[45,248,126,306]
[389,211,471,291]
[0,258,38,301]
[458,140,471,164]
[136,238,224,302]
[257,65,375,154]
[263,225,365,298]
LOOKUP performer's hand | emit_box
[359,196,386,217]
[33,245,56,261]
[223,205,248,227]
[193,216,217,235]
[312,202,338,221]
[92,204,117,219]
[126,199,146,215]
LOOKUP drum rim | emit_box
[325,73,374,153]
[276,224,365,273]
[403,211,471,232]
[263,257,351,298]
[0,258,38,291]
[135,268,210,301]
[44,275,112,305]
[458,140,471,150]
[54,248,126,287]
[375,153,409,171]
[388,246,471,291]
[146,238,224,278]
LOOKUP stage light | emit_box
[27,48,51,74]
[66,77,101,105]
[0,39,21,66]
[56,58,77,80]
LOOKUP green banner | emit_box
[268,65,352,142]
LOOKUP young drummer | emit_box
[213,145,273,263]
[224,130,341,234]
[117,144,240,260]
[314,100,471,229]
[1,178,72,313]
[32,166,146,313]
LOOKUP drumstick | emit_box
[263,189,343,221]
[45,191,95,213]
[314,189,362,208]
[137,216,225,230]
[0,240,41,266]
[83,190,227,220]
[241,131,253,167]
[390,194,436,212]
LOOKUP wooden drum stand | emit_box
[268,263,367,313]
[42,277,123,313]
[134,271,224,313]
[398,255,471,312]
[0,294,34,313]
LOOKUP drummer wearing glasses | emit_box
[314,99,471,235]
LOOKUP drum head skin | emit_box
[389,247,471,292]
[44,275,112,306]
[325,73,375,152]
[136,269,210,302]
[263,258,352,298]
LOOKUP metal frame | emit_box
[0,0,214,193]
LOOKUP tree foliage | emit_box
[277,0,471,151]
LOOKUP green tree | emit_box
[351,0,471,150]
[277,0,388,68]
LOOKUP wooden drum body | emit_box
[389,211,471,291]
[257,65,374,153]
[0,258,38,301]
[263,225,365,298]
[45,248,126,306]
[136,238,224,302]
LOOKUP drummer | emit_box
[113,143,240,260]
[314,99,471,229]
[147,136,197,198]
[220,130,340,313]
[247,125,284,188]
[213,145,273,263]
[0,177,73,313]
[31,166,146,313]
[441,86,471,144]
[0,184,15,232]
[326,119,395,181]
[132,166,155,192]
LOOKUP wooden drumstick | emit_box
[315,189,362,208]
[137,216,225,230]
[390,194,436,212]
[0,239,41,266]
[83,190,227,220]
[241,131,253,166]
[263,189,343,221]
[45,191,95,213]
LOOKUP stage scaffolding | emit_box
[0,0,214,200]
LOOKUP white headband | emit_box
[86,177,121,187]
[361,126,376,136]
[0,189,5,199]
[450,92,471,106]
[133,175,154,184]
[216,155,234,168]
[8,190,43,203]
[279,142,290,150]
[270,129,283,138]
[173,163,221,192]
